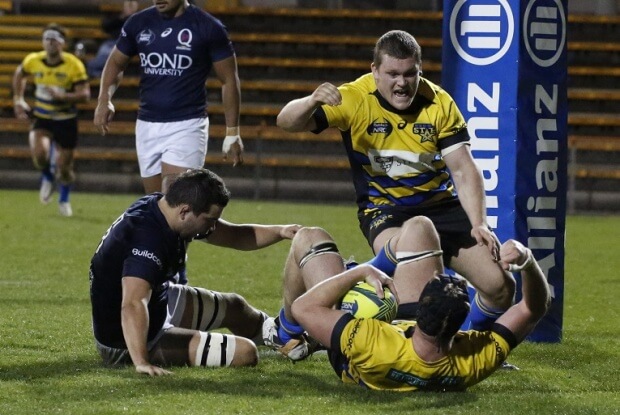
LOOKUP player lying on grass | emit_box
[89,168,300,376]
[265,218,550,391]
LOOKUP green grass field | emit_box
[0,189,618,414]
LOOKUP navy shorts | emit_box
[32,117,79,149]
[358,199,478,265]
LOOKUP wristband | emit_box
[222,135,242,153]
[508,248,534,272]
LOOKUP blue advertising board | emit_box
[442,0,567,342]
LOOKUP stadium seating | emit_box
[0,5,618,209]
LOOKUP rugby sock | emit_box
[277,308,304,344]
[365,244,397,276]
[468,293,506,330]
[58,183,71,203]
[41,166,54,183]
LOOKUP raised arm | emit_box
[94,47,130,135]
[201,220,301,250]
[495,240,551,343]
[121,276,172,376]
[292,264,396,349]
[276,82,341,132]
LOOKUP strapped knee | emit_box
[299,241,340,268]
[396,249,443,265]
[193,332,236,367]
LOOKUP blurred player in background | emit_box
[272,220,550,391]
[12,23,90,217]
[277,30,515,333]
[90,168,301,376]
[94,0,244,195]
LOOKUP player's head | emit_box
[152,0,188,17]
[166,168,230,215]
[416,273,470,344]
[371,30,422,111]
[42,23,66,56]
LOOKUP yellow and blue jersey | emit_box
[21,51,88,120]
[332,316,512,391]
[313,74,469,214]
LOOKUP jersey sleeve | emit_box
[319,82,365,131]
[20,52,38,75]
[434,87,470,154]
[205,16,235,62]
[121,226,166,284]
[116,13,139,56]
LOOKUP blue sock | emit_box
[365,244,397,276]
[277,308,304,343]
[468,293,506,331]
[41,166,54,183]
[58,183,71,203]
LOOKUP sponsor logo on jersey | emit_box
[137,29,156,46]
[139,52,193,76]
[366,118,393,138]
[413,123,437,143]
[176,29,193,51]
[132,248,162,268]
[161,28,173,38]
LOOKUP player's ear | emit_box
[179,204,192,219]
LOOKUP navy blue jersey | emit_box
[89,194,187,348]
[117,5,235,122]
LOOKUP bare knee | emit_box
[393,216,440,250]
[230,337,259,367]
[477,270,516,309]
[291,226,333,254]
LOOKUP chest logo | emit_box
[366,118,393,139]
[161,28,173,38]
[413,123,437,143]
[177,29,193,51]
[137,29,156,45]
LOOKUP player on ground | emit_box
[93,0,243,194]
[90,168,300,375]
[12,23,90,217]
[267,221,550,391]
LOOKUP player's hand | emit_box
[279,224,303,239]
[45,86,66,101]
[311,83,342,106]
[499,240,533,272]
[13,99,30,120]
[360,264,400,304]
[471,225,501,261]
[135,363,173,377]
[222,135,244,166]
[94,101,116,136]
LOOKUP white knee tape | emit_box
[194,332,236,367]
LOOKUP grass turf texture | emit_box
[0,189,618,415]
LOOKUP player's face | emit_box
[180,204,223,240]
[153,0,186,17]
[372,54,421,111]
[42,34,64,58]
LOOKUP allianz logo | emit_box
[132,248,162,267]
[449,0,565,68]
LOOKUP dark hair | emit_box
[43,23,66,39]
[165,168,230,215]
[373,30,422,67]
[416,274,470,344]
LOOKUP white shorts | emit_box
[135,117,209,178]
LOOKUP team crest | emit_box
[374,155,394,173]
[176,29,193,51]
[413,123,437,143]
[366,118,393,139]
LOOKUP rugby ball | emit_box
[339,282,397,322]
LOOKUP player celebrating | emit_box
[94,0,243,195]
[276,30,515,333]
[13,23,90,217]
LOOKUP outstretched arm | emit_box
[201,220,301,250]
[444,145,500,260]
[276,82,341,132]
[292,264,397,349]
[495,240,551,343]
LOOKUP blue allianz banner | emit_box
[442,0,567,342]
